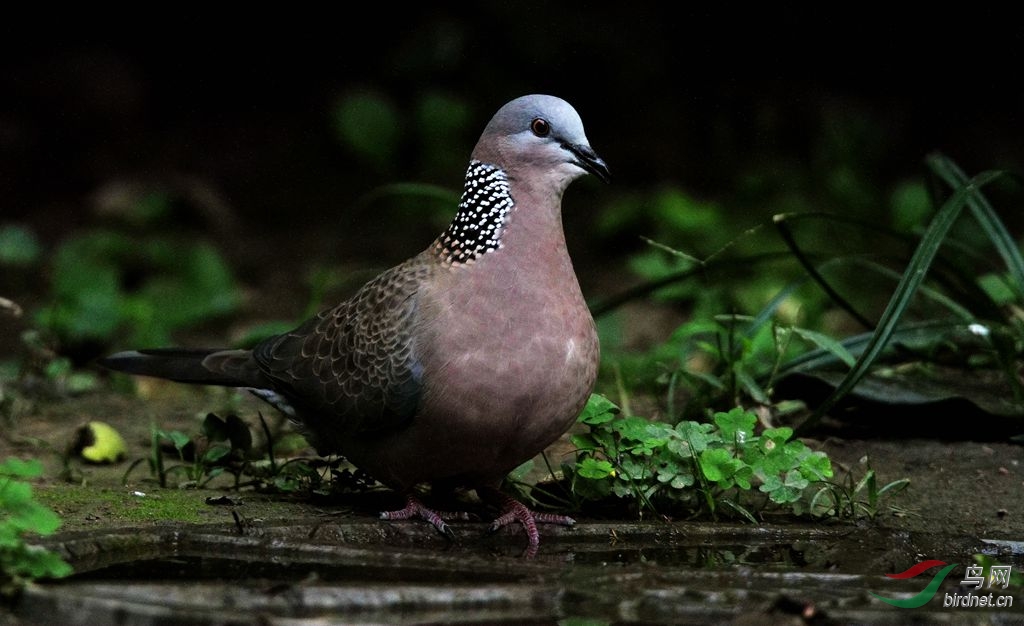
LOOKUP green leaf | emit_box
[592,429,617,456]
[578,394,620,425]
[700,448,742,484]
[9,545,72,579]
[655,458,685,482]
[333,91,401,169]
[790,327,856,367]
[799,451,834,480]
[755,442,799,476]
[161,431,192,452]
[674,421,718,454]
[889,180,932,232]
[733,464,754,490]
[927,153,1024,301]
[0,459,43,479]
[713,408,756,444]
[619,455,651,481]
[577,457,615,480]
[651,187,725,236]
[224,415,253,452]
[570,433,599,452]
[202,445,231,464]
[762,427,793,443]
[616,416,668,446]
[201,414,229,442]
[507,460,534,483]
[784,468,809,490]
[670,473,695,489]
[0,224,42,266]
[736,369,771,404]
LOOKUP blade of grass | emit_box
[744,277,808,338]
[844,257,975,321]
[927,153,1024,301]
[795,170,1005,434]
[773,213,876,330]
[775,320,967,377]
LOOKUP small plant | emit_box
[569,395,835,521]
[124,414,253,489]
[0,458,72,595]
[808,455,910,519]
[121,412,364,497]
[662,314,855,419]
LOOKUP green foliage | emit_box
[606,309,856,421]
[806,455,909,519]
[597,155,1023,432]
[333,91,402,171]
[332,90,473,180]
[34,230,241,351]
[125,414,253,489]
[0,224,42,267]
[0,458,72,594]
[784,156,1022,431]
[597,187,728,257]
[122,413,372,498]
[568,396,834,520]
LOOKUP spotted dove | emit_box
[100,94,609,552]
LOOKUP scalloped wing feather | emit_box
[252,256,431,441]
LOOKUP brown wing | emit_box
[252,256,432,443]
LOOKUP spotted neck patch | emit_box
[432,161,514,265]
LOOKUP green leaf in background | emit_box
[699,447,739,482]
[0,456,73,585]
[415,92,471,177]
[577,457,615,480]
[674,420,718,454]
[0,225,42,267]
[789,327,856,367]
[333,91,401,170]
[33,229,242,351]
[652,187,725,241]
[0,459,43,480]
[889,180,932,232]
[713,407,756,444]
[137,241,241,331]
[578,394,620,425]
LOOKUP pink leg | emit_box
[480,487,576,550]
[379,494,460,540]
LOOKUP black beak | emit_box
[564,142,611,183]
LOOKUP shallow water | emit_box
[19,519,1024,624]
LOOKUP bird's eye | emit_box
[531,118,550,137]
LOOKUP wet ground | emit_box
[1,387,1022,624]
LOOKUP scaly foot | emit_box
[481,487,575,552]
[379,494,470,540]
[378,497,458,540]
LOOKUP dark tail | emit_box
[99,348,258,387]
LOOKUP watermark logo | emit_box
[871,560,1014,609]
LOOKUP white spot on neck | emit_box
[433,161,514,265]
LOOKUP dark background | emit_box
[2,8,1022,346]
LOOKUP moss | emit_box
[35,486,208,529]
